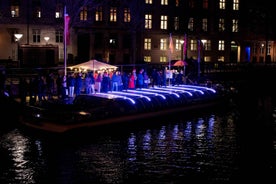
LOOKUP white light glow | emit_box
[14,33,23,41]
[44,36,50,41]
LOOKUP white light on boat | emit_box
[154,86,193,97]
[128,89,167,100]
[140,88,179,98]
[79,111,90,115]
[111,91,151,101]
[35,113,41,118]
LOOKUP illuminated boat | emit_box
[19,85,229,133]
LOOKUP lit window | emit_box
[219,0,226,10]
[110,7,117,22]
[161,0,168,5]
[160,38,167,50]
[80,6,88,21]
[95,7,103,21]
[144,56,151,62]
[188,18,194,31]
[219,18,225,32]
[160,15,168,30]
[202,18,208,32]
[190,40,197,51]
[232,19,238,32]
[145,14,152,29]
[176,39,181,50]
[144,38,151,50]
[124,8,131,22]
[55,12,61,18]
[218,56,224,61]
[204,40,211,51]
[160,56,167,63]
[204,56,211,62]
[174,17,179,30]
[55,4,63,18]
[233,0,239,10]
[218,40,225,51]
[145,0,152,4]
[11,5,19,17]
[34,7,41,18]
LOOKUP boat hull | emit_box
[19,85,230,133]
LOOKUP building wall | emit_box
[0,0,275,68]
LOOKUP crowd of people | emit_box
[7,67,189,104]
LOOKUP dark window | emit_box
[123,34,131,49]
[94,33,103,49]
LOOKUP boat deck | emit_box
[16,84,221,107]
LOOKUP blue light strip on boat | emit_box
[179,84,216,93]
[153,86,193,97]
[110,91,151,101]
[168,86,205,95]
[94,93,136,104]
[127,89,167,99]
[140,88,180,98]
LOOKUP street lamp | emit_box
[14,33,23,41]
[14,33,23,67]
[44,36,50,44]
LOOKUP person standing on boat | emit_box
[136,69,144,89]
[75,72,83,96]
[84,73,92,94]
[89,71,95,94]
[132,68,137,88]
[128,72,135,89]
[101,71,110,93]
[61,75,67,99]
[121,71,129,91]
[162,67,167,87]
[151,68,158,88]
[111,71,119,91]
[37,75,47,102]
[95,72,102,93]
[143,71,149,88]
[56,74,64,99]
[67,73,75,98]
[46,72,55,100]
[84,71,95,94]
[117,71,123,91]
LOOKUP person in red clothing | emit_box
[128,72,135,89]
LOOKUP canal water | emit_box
[0,97,275,184]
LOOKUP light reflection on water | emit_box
[0,109,274,184]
